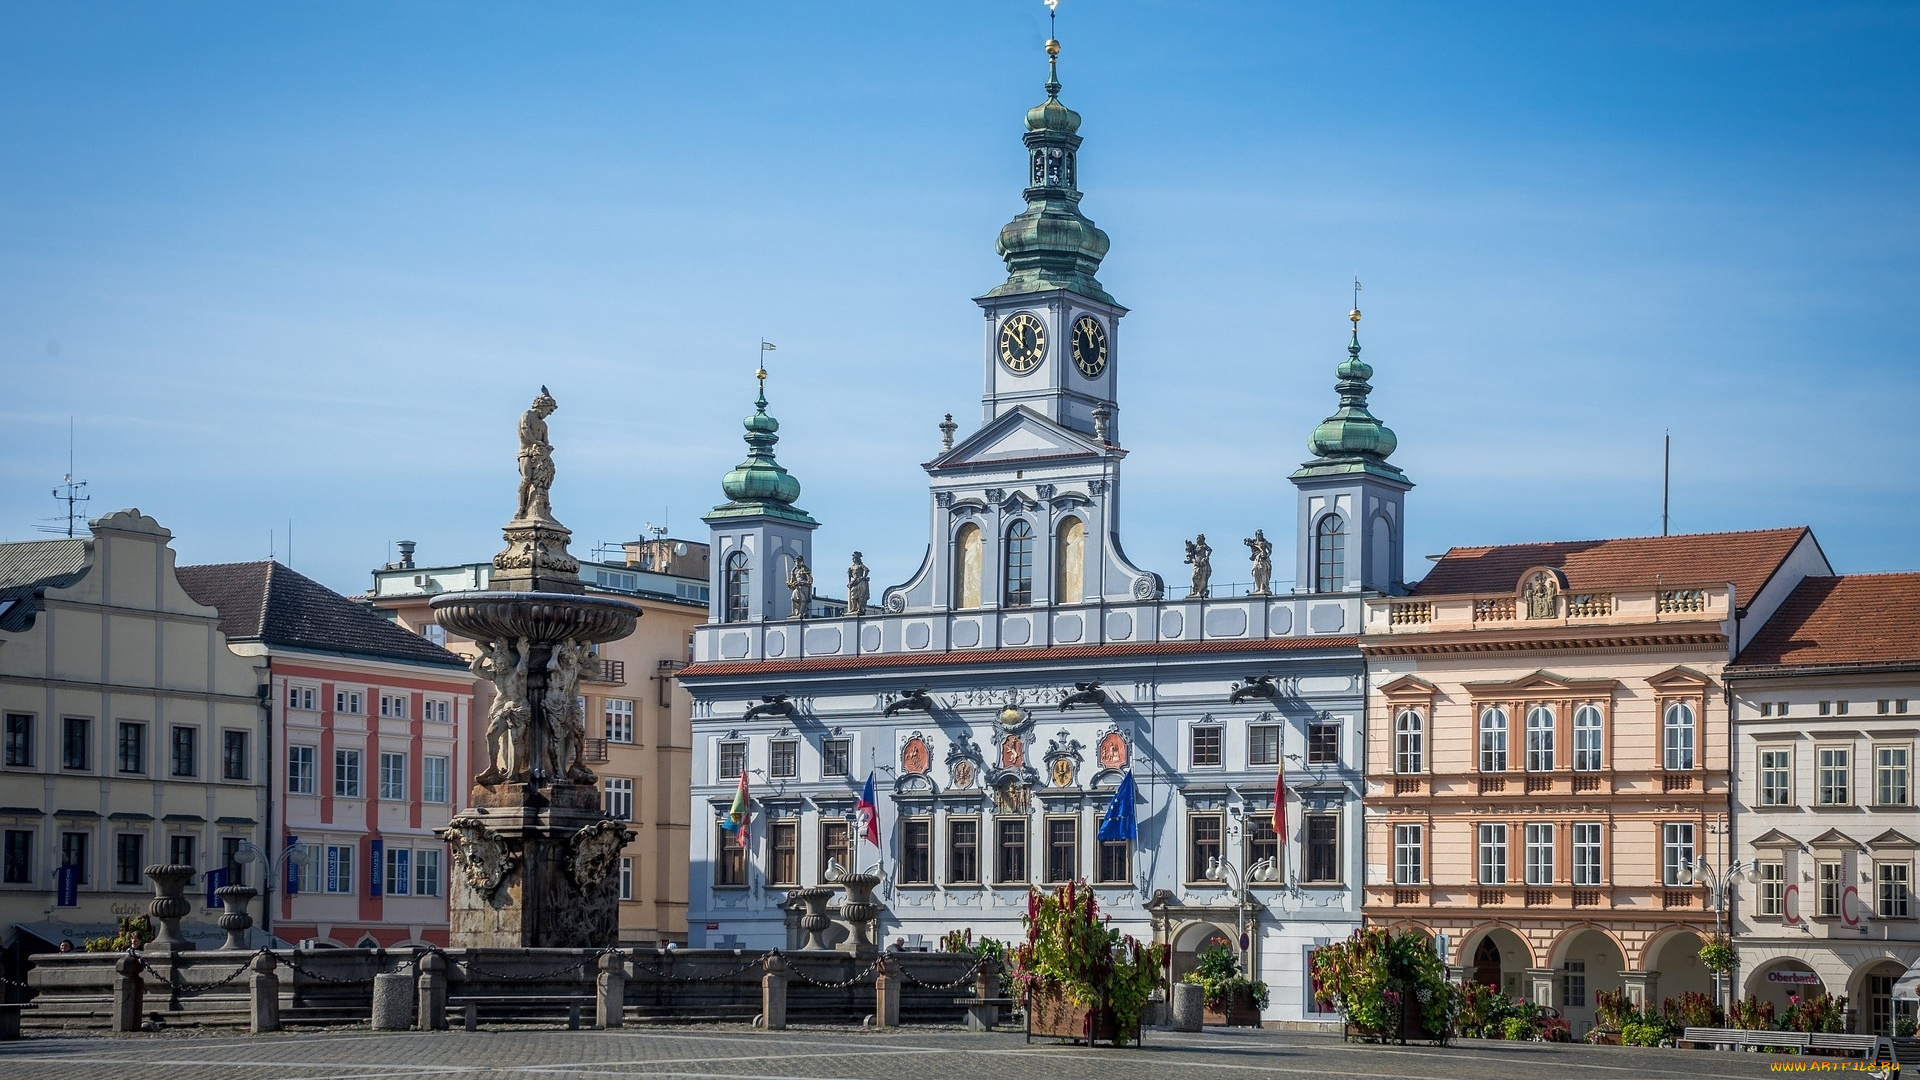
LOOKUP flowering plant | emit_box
[1697,941,1737,974]
[1310,926,1453,1041]
[1181,944,1269,1010]
[1010,880,1164,1046]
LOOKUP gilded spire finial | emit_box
[1044,0,1061,97]
[755,339,777,411]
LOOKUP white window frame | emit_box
[1525,706,1555,772]
[423,698,450,724]
[1190,725,1223,768]
[619,856,634,902]
[1572,822,1602,886]
[287,685,316,711]
[335,690,364,715]
[1392,824,1422,885]
[605,777,634,821]
[378,751,406,801]
[1877,860,1911,919]
[1874,744,1910,807]
[1479,707,1508,773]
[1759,747,1793,806]
[1249,723,1281,768]
[414,849,441,896]
[378,694,409,720]
[422,755,449,804]
[334,748,362,798]
[1818,745,1851,806]
[1478,823,1508,886]
[769,739,798,780]
[324,844,355,894]
[384,846,411,896]
[1394,710,1423,774]
[1525,823,1555,885]
[1572,704,1603,771]
[288,745,317,795]
[1662,822,1695,886]
[1662,702,1696,771]
[605,699,635,744]
[1757,860,1785,917]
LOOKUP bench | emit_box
[448,995,595,1032]
[1680,1027,1812,1052]
[1808,1033,1895,1061]
[952,996,1015,1032]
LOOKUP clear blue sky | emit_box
[4,2,1916,598]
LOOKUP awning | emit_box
[1894,957,1920,1001]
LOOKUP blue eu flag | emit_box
[1097,770,1138,842]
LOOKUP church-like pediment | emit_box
[1867,829,1917,850]
[1647,665,1714,691]
[929,406,1109,473]
[1377,675,1438,700]
[1460,670,1617,697]
[1747,829,1801,849]
[1807,828,1859,849]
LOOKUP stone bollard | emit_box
[371,971,414,1030]
[761,953,789,1032]
[964,956,1001,1032]
[873,954,900,1029]
[1171,982,1204,1032]
[250,950,281,1033]
[417,952,448,1031]
[113,951,145,1033]
[596,951,626,1030]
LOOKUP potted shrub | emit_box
[1183,945,1267,1027]
[1011,880,1164,1047]
[1588,987,1630,1045]
[1310,926,1455,1044]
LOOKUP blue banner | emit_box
[369,838,382,898]
[392,848,410,896]
[286,834,299,897]
[205,867,228,909]
[55,864,78,907]
[325,846,340,893]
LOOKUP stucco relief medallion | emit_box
[1097,731,1129,769]
[567,819,630,890]
[440,817,517,896]
[946,731,983,789]
[1051,758,1075,788]
[1000,735,1025,769]
[901,733,932,776]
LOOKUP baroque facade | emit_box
[678,33,1413,1026]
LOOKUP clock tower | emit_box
[975,36,1127,444]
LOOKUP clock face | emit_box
[1071,315,1108,377]
[998,313,1047,374]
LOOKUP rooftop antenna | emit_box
[36,417,91,537]
[1662,429,1671,537]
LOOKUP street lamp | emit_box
[235,838,312,937]
[1205,852,1280,976]
[1686,814,1751,1014]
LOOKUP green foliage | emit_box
[1621,1019,1666,1047]
[1310,926,1454,1040]
[1668,991,1720,1029]
[1727,995,1776,1031]
[1894,1015,1916,1038]
[941,928,1013,995]
[1181,945,1269,1010]
[1594,987,1631,1031]
[1697,941,1737,973]
[83,915,150,953]
[1010,881,1165,1047]
[1781,992,1847,1034]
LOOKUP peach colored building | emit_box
[1359,528,1828,1034]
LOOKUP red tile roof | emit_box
[1413,527,1813,609]
[1732,573,1920,670]
[681,634,1357,679]
[178,560,466,668]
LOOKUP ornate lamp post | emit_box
[234,838,312,938]
[1205,850,1280,976]
[1686,814,1751,1014]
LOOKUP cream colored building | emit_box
[0,510,268,968]
[367,537,703,944]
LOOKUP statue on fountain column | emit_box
[1245,529,1273,596]
[516,386,559,522]
[846,552,870,614]
[785,555,814,618]
[472,637,532,784]
[545,638,596,783]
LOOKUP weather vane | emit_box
[1351,277,1363,326]
[757,339,777,391]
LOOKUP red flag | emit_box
[1273,769,1287,842]
[855,772,880,846]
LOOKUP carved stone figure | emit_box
[1184,534,1213,599]
[1522,571,1558,619]
[471,637,532,784]
[544,639,594,783]
[1245,529,1274,596]
[846,552,871,613]
[567,819,629,890]
[785,555,814,617]
[515,387,559,522]
[441,818,517,895]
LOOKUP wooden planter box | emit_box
[1203,988,1263,1027]
[1026,985,1136,1046]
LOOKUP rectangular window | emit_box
[1818,746,1851,805]
[947,819,980,884]
[1875,745,1910,806]
[1479,823,1508,885]
[1878,700,1890,715]
[1045,817,1078,883]
[1393,824,1422,885]
[335,690,363,714]
[1820,701,1832,716]
[287,685,315,711]
[618,856,634,902]
[1760,748,1792,806]
[995,819,1028,884]
[116,721,146,774]
[222,730,249,780]
[1778,701,1791,716]
[1097,831,1130,884]
[770,740,798,780]
[62,717,89,770]
[414,849,441,896]
[3,830,32,884]
[1818,861,1843,918]
[1762,702,1775,717]
[378,694,409,720]
[115,833,144,885]
[717,740,747,782]
[325,844,355,894]
[1758,860,1785,917]
[1248,724,1280,767]
[1304,813,1340,883]
[423,699,450,724]
[822,738,850,778]
[171,726,198,777]
[1188,814,1222,882]
[770,821,798,886]
[821,821,850,884]
[1246,816,1278,871]
[1191,726,1222,767]
[902,819,931,884]
[423,756,449,804]
[61,832,90,884]
[605,699,634,744]
[605,777,634,820]
[1877,861,1911,919]
[169,834,194,874]
[3,713,30,767]
[1837,700,1850,715]
[378,752,406,800]
[1561,961,1587,1008]
[1572,706,1603,771]
[714,824,745,886]
[1572,822,1603,886]
[1525,823,1555,886]
[1662,823,1695,887]
[1306,721,1339,766]
[384,846,411,896]
[288,745,316,795]
[334,749,362,797]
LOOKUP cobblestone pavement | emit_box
[0,1026,1815,1080]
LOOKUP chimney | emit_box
[397,540,417,569]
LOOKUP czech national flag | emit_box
[723,770,751,849]
[855,772,880,846]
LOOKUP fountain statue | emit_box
[432,388,641,948]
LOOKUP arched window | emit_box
[1663,702,1696,771]
[1573,705,1604,771]
[1055,517,1084,604]
[1394,710,1424,774]
[1315,515,1346,593]
[1525,705,1556,772]
[1479,706,1509,773]
[953,523,983,609]
[1003,520,1035,607]
[723,551,751,623]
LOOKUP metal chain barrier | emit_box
[785,959,880,990]
[272,950,379,985]
[140,949,266,997]
[626,949,775,983]
[894,954,990,991]
[458,947,621,983]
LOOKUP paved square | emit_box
[0,1026,1811,1080]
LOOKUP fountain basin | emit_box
[431,591,639,644]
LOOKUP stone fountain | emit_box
[837,872,885,956]
[434,387,640,948]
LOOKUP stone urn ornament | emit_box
[836,872,885,956]
[787,886,837,951]
[143,863,198,950]
[215,885,258,951]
